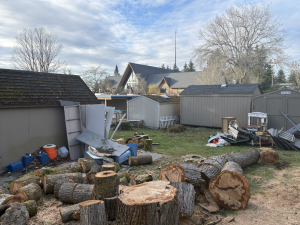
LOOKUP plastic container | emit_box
[58,146,69,158]
[113,150,131,164]
[86,151,103,165]
[43,144,57,159]
[37,152,49,165]
[6,161,23,172]
[126,144,137,156]
[22,153,34,167]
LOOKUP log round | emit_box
[23,200,37,218]
[87,164,102,184]
[10,173,40,194]
[116,180,179,225]
[101,164,115,172]
[128,155,152,166]
[159,164,186,182]
[209,161,250,210]
[58,183,78,204]
[104,196,118,221]
[0,202,29,225]
[80,200,106,225]
[72,184,95,204]
[94,171,119,200]
[54,179,76,198]
[80,159,97,173]
[13,183,42,202]
[260,148,279,165]
[59,204,80,223]
[0,194,24,205]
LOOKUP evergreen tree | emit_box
[182,62,188,72]
[188,59,196,72]
[166,65,170,70]
[276,69,286,83]
[261,64,273,91]
[114,64,120,76]
[161,64,165,69]
[173,63,179,71]
[289,72,298,86]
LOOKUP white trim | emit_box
[158,103,160,128]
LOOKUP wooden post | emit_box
[80,200,106,225]
[94,171,119,200]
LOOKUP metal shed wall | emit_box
[159,103,180,117]
[180,95,252,128]
[252,89,300,132]
[127,96,159,128]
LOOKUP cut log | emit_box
[79,159,97,173]
[58,183,78,204]
[159,164,186,182]
[209,161,250,210]
[144,139,152,151]
[101,164,115,172]
[72,184,95,204]
[78,156,93,164]
[94,171,119,200]
[23,200,37,218]
[43,173,83,194]
[86,164,102,184]
[54,178,77,198]
[226,148,260,168]
[135,174,153,184]
[104,196,118,221]
[80,200,106,225]
[0,203,29,225]
[260,148,279,165]
[116,180,179,225]
[10,173,40,194]
[0,194,24,205]
[170,182,195,216]
[13,183,42,202]
[128,155,152,166]
[59,204,80,223]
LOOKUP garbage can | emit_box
[222,117,235,133]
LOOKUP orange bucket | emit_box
[43,144,57,159]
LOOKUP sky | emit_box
[0,0,300,76]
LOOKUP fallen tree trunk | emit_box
[23,200,37,218]
[80,200,106,225]
[226,148,260,168]
[209,161,250,210]
[58,183,78,204]
[59,204,80,223]
[0,194,24,205]
[86,164,102,184]
[104,196,118,221]
[116,180,179,225]
[10,173,40,194]
[260,148,279,165]
[128,155,152,166]
[13,183,42,202]
[73,184,95,204]
[94,171,119,200]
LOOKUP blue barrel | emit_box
[22,154,34,167]
[127,144,137,156]
[37,153,49,165]
[113,150,131,164]
[6,161,23,172]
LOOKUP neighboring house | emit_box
[105,76,122,94]
[0,68,101,166]
[180,84,262,128]
[95,93,139,111]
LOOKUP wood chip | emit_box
[197,203,219,213]
[206,218,222,225]
[223,216,235,223]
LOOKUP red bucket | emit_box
[43,144,57,159]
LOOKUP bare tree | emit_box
[132,74,147,95]
[11,27,66,73]
[81,65,108,93]
[193,2,286,84]
[288,60,300,89]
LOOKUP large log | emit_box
[54,179,75,198]
[10,173,40,194]
[0,194,24,205]
[79,158,97,173]
[260,148,279,165]
[128,155,152,166]
[159,164,186,182]
[59,204,80,223]
[0,203,29,225]
[209,161,250,210]
[80,200,106,225]
[116,180,179,225]
[104,196,118,221]
[86,164,102,184]
[94,171,119,200]
[226,148,260,168]
[58,183,78,204]
[13,183,42,202]
[73,184,95,204]
[43,173,83,194]
[23,200,37,218]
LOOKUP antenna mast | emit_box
[175,28,177,68]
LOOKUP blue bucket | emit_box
[37,153,49,165]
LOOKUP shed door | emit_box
[266,97,285,130]
[286,98,300,130]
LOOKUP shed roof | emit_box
[143,95,180,103]
[180,84,261,95]
[251,87,300,99]
[0,68,100,107]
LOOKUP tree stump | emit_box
[73,184,95,204]
[159,164,186,182]
[80,200,106,225]
[10,173,40,194]
[0,194,24,205]
[43,173,83,194]
[128,155,152,166]
[87,164,102,184]
[144,139,152,151]
[58,183,78,204]
[13,183,42,202]
[104,196,118,221]
[209,161,250,210]
[23,200,37,218]
[0,203,29,225]
[116,180,179,225]
[260,148,279,165]
[94,171,119,200]
[59,204,80,223]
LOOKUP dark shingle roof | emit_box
[143,95,180,103]
[0,68,100,107]
[106,76,122,88]
[180,84,260,95]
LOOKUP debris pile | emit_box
[267,127,300,151]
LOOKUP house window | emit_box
[177,89,181,93]
[160,88,169,93]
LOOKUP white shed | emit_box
[127,95,180,129]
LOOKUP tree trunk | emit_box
[135,174,153,184]
[87,164,102,184]
[12,183,42,202]
[58,183,78,204]
[94,171,119,200]
[54,179,75,198]
[73,184,95,204]
[80,159,97,173]
[260,148,279,165]
[0,194,24,205]
[80,200,106,225]
[159,164,186,182]
[43,173,83,194]
[144,139,152,151]
[59,204,80,223]
[0,203,29,225]
[209,161,250,210]
[104,196,118,221]
[226,148,260,168]
[170,182,194,217]
[23,200,37,218]
[10,173,40,194]
[128,155,152,166]
[116,180,179,225]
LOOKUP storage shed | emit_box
[127,95,180,129]
[252,88,300,132]
[180,84,262,128]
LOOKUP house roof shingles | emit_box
[0,68,100,107]
[143,95,180,103]
[180,84,260,95]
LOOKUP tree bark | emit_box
[80,159,97,173]
[23,200,37,218]
[80,200,106,225]
[59,204,80,223]
[73,184,95,204]
[128,155,152,166]
[0,202,29,225]
[12,183,42,202]
[209,161,250,210]
[0,194,24,205]
[116,180,179,225]
[94,171,119,200]
[10,173,40,194]
[87,164,102,184]
[54,179,75,198]
[104,196,118,221]
[134,174,153,184]
[144,139,152,151]
[226,148,260,168]
[58,183,78,204]
[260,148,279,165]
[159,164,186,182]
